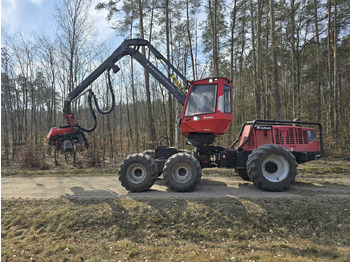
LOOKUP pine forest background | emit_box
[1,0,350,168]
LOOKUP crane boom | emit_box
[47,38,189,153]
[64,38,187,114]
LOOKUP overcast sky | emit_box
[1,0,117,43]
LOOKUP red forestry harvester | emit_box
[46,39,323,192]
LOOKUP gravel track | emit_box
[2,175,350,200]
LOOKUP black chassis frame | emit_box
[152,119,324,173]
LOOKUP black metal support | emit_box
[130,51,186,104]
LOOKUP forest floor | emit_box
[1,159,350,261]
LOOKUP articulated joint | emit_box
[63,99,72,115]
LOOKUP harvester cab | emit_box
[181,77,233,146]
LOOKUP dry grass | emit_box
[2,197,350,261]
[1,167,119,177]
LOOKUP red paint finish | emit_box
[64,114,75,127]
[238,125,320,152]
[46,127,74,140]
[46,114,76,140]
[181,77,233,137]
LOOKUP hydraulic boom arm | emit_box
[64,38,187,114]
[47,38,188,153]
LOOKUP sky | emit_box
[1,0,209,79]
[1,0,117,43]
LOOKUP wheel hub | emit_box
[264,161,278,173]
[178,168,187,177]
[173,163,192,183]
[262,154,289,182]
[134,168,143,177]
[126,163,147,184]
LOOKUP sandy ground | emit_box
[2,175,350,200]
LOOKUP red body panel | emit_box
[46,114,76,140]
[181,77,233,137]
[181,113,232,136]
[238,125,320,152]
[46,127,74,140]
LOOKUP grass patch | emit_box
[1,168,118,177]
[2,197,350,261]
[298,159,350,174]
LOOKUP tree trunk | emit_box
[138,0,157,146]
[124,84,132,153]
[314,0,322,123]
[165,0,174,143]
[209,0,219,76]
[333,0,338,144]
[269,0,281,120]
[250,0,261,119]
[230,0,238,82]
[290,0,298,119]
[129,20,140,152]
[186,0,196,80]
[257,0,263,118]
[327,0,333,134]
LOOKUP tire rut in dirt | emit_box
[118,153,158,192]
[246,144,298,191]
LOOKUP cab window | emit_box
[184,84,217,116]
[224,85,231,113]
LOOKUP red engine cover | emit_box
[181,77,233,137]
[238,125,320,152]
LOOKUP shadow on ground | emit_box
[61,186,119,201]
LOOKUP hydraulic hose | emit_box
[91,69,115,115]
[74,91,97,133]
[74,70,115,132]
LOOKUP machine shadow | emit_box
[141,176,258,198]
[61,186,119,202]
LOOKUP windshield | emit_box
[184,84,217,116]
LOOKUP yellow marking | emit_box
[171,74,187,95]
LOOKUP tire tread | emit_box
[246,144,298,191]
[118,153,157,192]
[163,153,202,192]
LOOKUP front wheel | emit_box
[246,144,297,191]
[118,153,157,192]
[163,153,202,192]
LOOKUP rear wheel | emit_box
[246,144,297,191]
[118,153,157,192]
[163,153,202,192]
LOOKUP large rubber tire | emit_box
[246,144,298,192]
[235,169,250,181]
[118,153,157,192]
[142,149,156,158]
[163,153,202,192]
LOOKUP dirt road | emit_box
[2,175,350,200]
